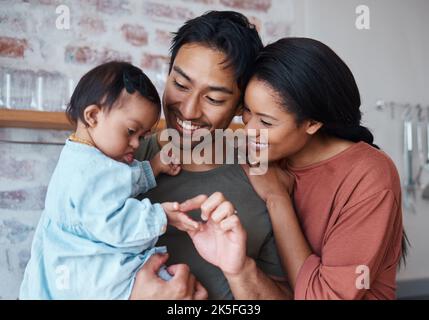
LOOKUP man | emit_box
[134,11,290,299]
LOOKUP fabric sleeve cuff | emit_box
[152,202,168,235]
[141,161,157,190]
[131,160,157,195]
[294,254,321,300]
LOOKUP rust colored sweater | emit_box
[289,142,403,300]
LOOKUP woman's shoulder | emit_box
[350,143,399,184]
[342,142,401,203]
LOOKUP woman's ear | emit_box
[305,120,323,135]
[83,105,101,128]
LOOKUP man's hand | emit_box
[130,253,208,300]
[179,193,248,276]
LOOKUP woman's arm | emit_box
[244,164,402,299]
[243,164,312,290]
[266,194,312,290]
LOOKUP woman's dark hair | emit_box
[169,10,263,93]
[66,61,161,126]
[252,37,378,147]
[251,37,409,266]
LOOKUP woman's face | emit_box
[242,78,317,163]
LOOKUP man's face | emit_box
[162,43,241,148]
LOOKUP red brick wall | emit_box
[0,0,296,299]
[0,0,295,110]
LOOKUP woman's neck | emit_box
[287,135,356,168]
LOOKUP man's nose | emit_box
[180,94,202,120]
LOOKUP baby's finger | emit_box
[178,212,199,230]
[163,202,179,212]
[172,165,181,175]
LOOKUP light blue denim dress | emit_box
[20,139,169,299]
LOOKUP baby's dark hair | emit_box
[66,61,161,126]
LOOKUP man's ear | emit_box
[235,103,244,116]
[305,120,323,135]
[83,104,101,128]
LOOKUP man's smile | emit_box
[169,111,210,135]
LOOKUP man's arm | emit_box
[179,192,293,300]
[225,257,292,299]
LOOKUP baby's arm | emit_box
[130,160,157,195]
[150,150,181,177]
[72,159,167,248]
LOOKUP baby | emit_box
[19,61,199,299]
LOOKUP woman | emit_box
[242,37,407,299]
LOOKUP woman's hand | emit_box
[130,253,208,300]
[242,162,295,202]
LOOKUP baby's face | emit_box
[90,91,160,164]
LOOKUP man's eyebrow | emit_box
[208,85,234,95]
[173,66,192,83]
[173,65,234,95]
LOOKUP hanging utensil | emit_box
[421,106,429,200]
[403,105,416,213]
[415,105,426,187]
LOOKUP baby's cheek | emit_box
[98,133,125,159]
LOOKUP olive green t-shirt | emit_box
[135,134,285,299]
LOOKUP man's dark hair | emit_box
[169,11,263,93]
[66,61,161,126]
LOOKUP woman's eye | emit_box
[243,106,250,113]
[260,119,272,127]
[173,80,187,90]
[128,128,136,136]
[206,96,224,105]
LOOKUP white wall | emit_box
[298,0,429,282]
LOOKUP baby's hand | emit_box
[162,202,200,232]
[150,150,181,177]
